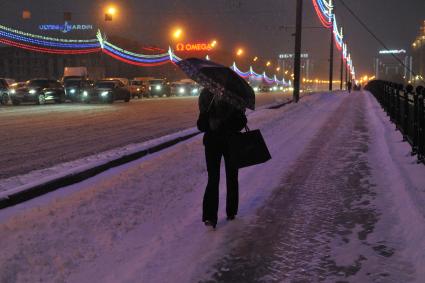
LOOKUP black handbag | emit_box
[229,127,272,169]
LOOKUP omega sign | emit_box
[39,21,94,33]
[176,42,213,52]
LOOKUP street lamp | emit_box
[105,5,117,21]
[253,56,258,62]
[107,7,116,15]
[172,28,183,40]
[266,61,271,67]
[236,48,244,56]
[211,40,218,48]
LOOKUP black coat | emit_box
[197,108,247,146]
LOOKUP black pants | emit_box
[203,138,239,224]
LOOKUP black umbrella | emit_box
[176,58,255,110]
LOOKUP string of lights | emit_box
[312,0,356,79]
[0,37,101,54]
[312,0,332,28]
[231,63,289,86]
[0,30,100,49]
[0,24,284,79]
[0,24,98,43]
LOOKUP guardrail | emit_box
[365,80,425,164]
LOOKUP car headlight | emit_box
[29,89,37,95]
[70,89,76,94]
[101,91,109,97]
[155,85,162,91]
[192,88,198,93]
[179,87,185,94]
[253,87,259,92]
[83,91,88,97]
[10,89,16,94]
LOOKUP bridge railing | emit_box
[365,80,425,164]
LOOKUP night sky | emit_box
[0,0,424,77]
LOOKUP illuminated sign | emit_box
[39,21,94,33]
[379,49,406,54]
[279,53,309,59]
[176,42,213,52]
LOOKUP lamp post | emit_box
[329,16,334,91]
[105,6,117,21]
[293,0,303,103]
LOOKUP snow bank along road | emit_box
[0,92,289,180]
[1,91,424,282]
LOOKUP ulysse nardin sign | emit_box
[39,21,94,33]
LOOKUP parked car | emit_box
[129,80,147,99]
[82,80,130,104]
[10,79,65,105]
[148,79,170,97]
[64,79,94,102]
[0,79,9,105]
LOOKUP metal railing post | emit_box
[403,86,410,142]
[417,87,425,162]
[395,84,401,127]
[413,90,419,154]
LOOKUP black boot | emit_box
[204,220,217,229]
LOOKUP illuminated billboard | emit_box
[175,42,214,52]
[39,21,94,33]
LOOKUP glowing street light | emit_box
[276,67,281,72]
[266,61,271,67]
[105,5,117,21]
[172,28,183,40]
[236,48,244,56]
[253,56,258,62]
[107,6,117,15]
[211,40,218,48]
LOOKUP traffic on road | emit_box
[0,67,289,107]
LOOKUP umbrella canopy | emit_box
[177,58,255,110]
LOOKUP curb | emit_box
[0,132,200,209]
[0,98,297,210]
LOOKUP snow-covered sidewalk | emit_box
[0,91,424,282]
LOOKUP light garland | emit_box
[231,63,289,86]
[0,30,100,49]
[313,0,333,28]
[0,38,100,54]
[312,0,356,78]
[0,24,98,43]
[0,24,302,80]
[101,49,171,67]
[103,44,170,63]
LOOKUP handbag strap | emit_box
[245,125,250,132]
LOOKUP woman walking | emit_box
[197,89,247,229]
[176,57,256,229]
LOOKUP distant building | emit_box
[412,20,425,84]
[374,49,413,83]
[278,53,311,80]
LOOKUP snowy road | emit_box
[0,92,289,179]
[1,91,424,283]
